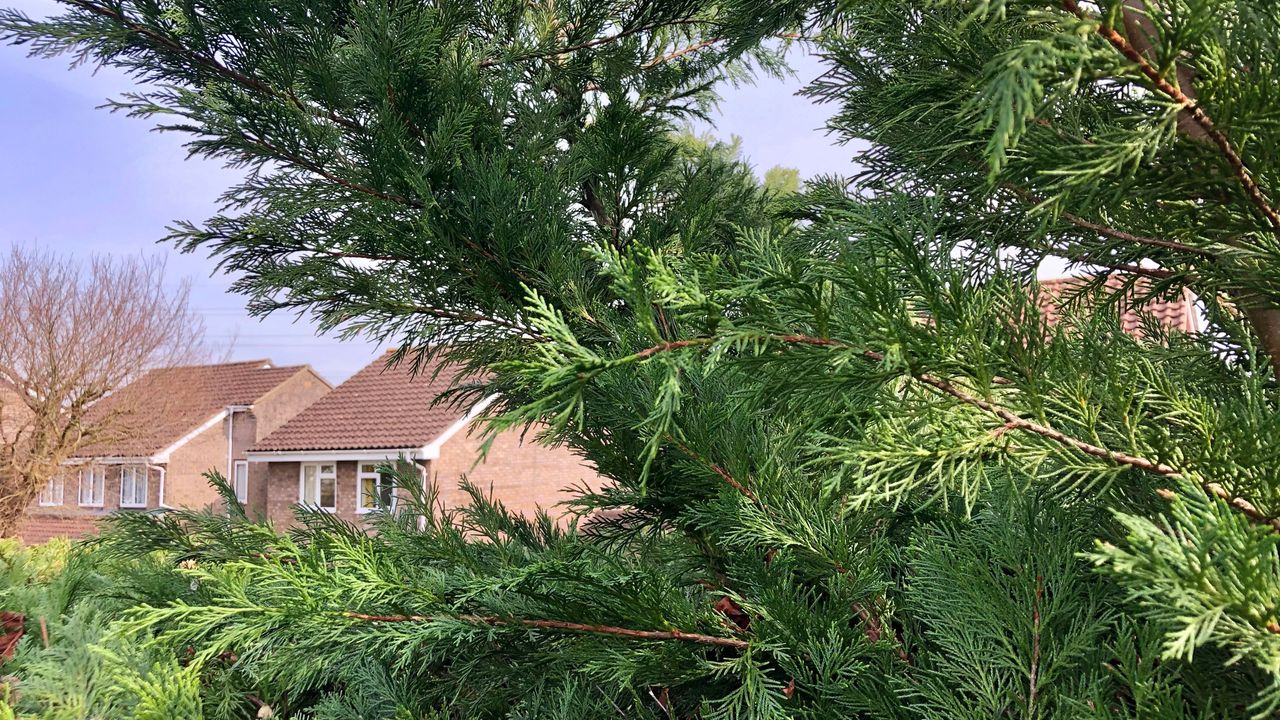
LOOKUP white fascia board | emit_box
[420,394,500,459]
[245,448,423,464]
[63,456,154,465]
[151,409,230,464]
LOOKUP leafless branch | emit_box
[0,247,206,536]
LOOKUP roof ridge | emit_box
[150,358,275,372]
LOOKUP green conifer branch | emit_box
[340,611,750,650]
[1061,0,1280,232]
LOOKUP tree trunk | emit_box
[0,476,37,539]
[1122,1,1280,368]
[1243,305,1280,370]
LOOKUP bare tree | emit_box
[0,245,205,537]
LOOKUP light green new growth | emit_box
[1,0,1279,717]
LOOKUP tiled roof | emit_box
[75,360,319,458]
[252,352,473,452]
[1036,275,1199,336]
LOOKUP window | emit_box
[119,466,148,508]
[299,463,337,512]
[38,474,64,506]
[357,462,396,513]
[77,466,104,507]
[232,460,249,504]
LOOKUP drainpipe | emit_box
[415,458,431,532]
[155,465,168,509]
[225,405,253,507]
[226,409,235,479]
[225,405,252,475]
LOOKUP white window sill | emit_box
[119,503,147,509]
[78,502,104,508]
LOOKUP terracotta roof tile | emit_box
[252,353,473,452]
[1036,275,1198,336]
[75,360,318,458]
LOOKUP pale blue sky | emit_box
[0,1,858,383]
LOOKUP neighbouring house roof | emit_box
[74,359,327,460]
[1036,275,1199,335]
[250,352,479,454]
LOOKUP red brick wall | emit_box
[263,460,373,527]
[432,424,603,520]
[253,369,331,439]
[263,461,300,526]
[261,424,605,530]
[20,463,163,542]
[245,370,330,516]
[16,514,99,545]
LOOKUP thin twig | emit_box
[643,38,722,68]
[909,371,1178,477]
[342,611,748,649]
[1003,185,1214,258]
[478,19,710,68]
[666,435,758,503]
[1156,485,1280,532]
[1028,575,1043,715]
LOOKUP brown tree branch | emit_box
[478,19,711,68]
[1062,0,1280,231]
[342,611,748,649]
[643,38,722,69]
[232,131,417,208]
[1003,185,1215,258]
[666,435,758,503]
[623,333,1280,531]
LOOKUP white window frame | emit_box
[77,466,104,507]
[38,474,64,506]
[232,460,249,504]
[119,465,148,508]
[356,461,397,514]
[298,462,337,512]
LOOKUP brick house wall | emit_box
[163,417,234,510]
[17,366,330,543]
[170,369,329,513]
[432,425,601,519]
[261,424,604,529]
[17,463,162,544]
[253,371,331,439]
[263,460,376,526]
[244,370,330,515]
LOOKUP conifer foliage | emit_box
[3,0,1280,717]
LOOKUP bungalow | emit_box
[247,352,605,526]
[19,359,331,543]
